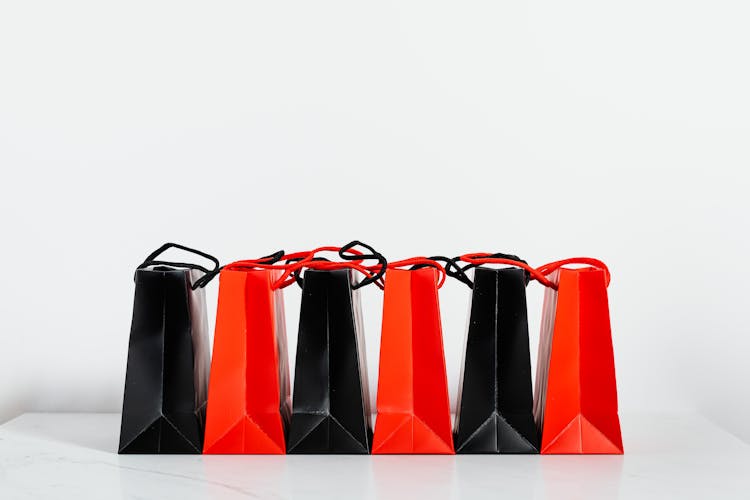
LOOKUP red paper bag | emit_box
[372,262,454,454]
[203,265,291,454]
[533,259,623,454]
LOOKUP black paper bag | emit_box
[119,244,215,454]
[286,269,372,454]
[454,267,540,454]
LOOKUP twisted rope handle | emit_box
[535,257,611,288]
[388,257,448,288]
[137,242,221,290]
[460,253,556,288]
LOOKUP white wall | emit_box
[1,1,748,441]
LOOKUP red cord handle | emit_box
[387,257,447,288]
[226,245,385,290]
[223,250,316,289]
[459,253,556,288]
[536,257,611,287]
[305,245,387,290]
[292,245,385,290]
[301,260,384,289]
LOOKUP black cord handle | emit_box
[136,242,221,290]
[288,240,388,290]
[203,249,285,285]
[440,252,530,289]
[287,256,328,289]
[409,256,473,287]
[339,240,387,290]
[257,250,286,265]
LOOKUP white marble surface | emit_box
[0,413,748,499]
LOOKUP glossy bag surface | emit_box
[454,267,539,454]
[203,269,290,454]
[286,269,372,454]
[119,267,210,454]
[372,267,454,454]
[534,267,623,454]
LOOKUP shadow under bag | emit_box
[286,269,372,454]
[454,267,540,454]
[119,244,215,454]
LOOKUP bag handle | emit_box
[339,240,388,289]
[388,257,448,288]
[460,253,556,289]
[443,252,529,289]
[286,240,388,290]
[440,256,475,288]
[136,242,223,290]
[536,257,611,287]
[223,250,312,290]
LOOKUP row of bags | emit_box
[119,241,622,455]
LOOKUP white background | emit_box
[1,0,748,443]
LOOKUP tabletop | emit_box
[0,413,748,499]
